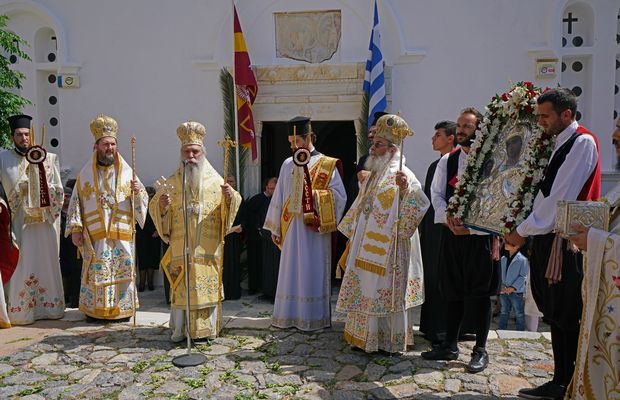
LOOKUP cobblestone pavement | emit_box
[0,288,554,399]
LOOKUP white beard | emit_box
[364,150,400,173]
[183,157,206,192]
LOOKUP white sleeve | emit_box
[431,153,449,224]
[517,134,598,237]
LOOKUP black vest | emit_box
[445,149,461,199]
[538,131,580,198]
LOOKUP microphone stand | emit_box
[172,160,207,367]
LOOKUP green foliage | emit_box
[0,15,31,149]
[357,91,370,157]
[219,68,248,197]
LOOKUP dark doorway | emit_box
[261,120,357,193]
[261,120,357,283]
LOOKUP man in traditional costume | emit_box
[504,88,600,400]
[0,114,64,325]
[149,121,241,342]
[423,107,499,373]
[566,187,620,399]
[419,120,463,344]
[336,114,428,353]
[67,114,148,321]
[264,116,347,331]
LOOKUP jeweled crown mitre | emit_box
[90,114,118,142]
[375,114,414,146]
[177,121,206,146]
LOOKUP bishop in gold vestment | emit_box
[150,121,241,341]
[66,115,148,320]
[336,115,429,352]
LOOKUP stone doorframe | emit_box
[244,63,390,196]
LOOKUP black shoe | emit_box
[466,346,488,373]
[518,381,566,399]
[421,345,458,361]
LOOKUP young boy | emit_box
[498,241,529,331]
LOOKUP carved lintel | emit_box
[255,63,364,84]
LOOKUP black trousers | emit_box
[439,227,499,349]
[530,233,583,386]
[439,227,499,301]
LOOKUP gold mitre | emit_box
[375,114,414,146]
[177,121,206,146]
[90,114,118,142]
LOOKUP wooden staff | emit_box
[216,137,236,332]
[389,122,414,355]
[130,136,138,327]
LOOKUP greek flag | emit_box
[363,0,387,130]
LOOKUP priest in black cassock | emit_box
[346,111,387,212]
[259,178,279,298]
[245,177,276,295]
[222,175,246,300]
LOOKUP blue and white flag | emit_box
[363,0,387,130]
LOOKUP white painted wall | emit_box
[1,0,619,193]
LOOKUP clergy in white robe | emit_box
[264,116,346,331]
[336,114,428,352]
[66,114,148,321]
[0,114,64,325]
[149,121,241,342]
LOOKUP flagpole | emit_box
[232,1,241,194]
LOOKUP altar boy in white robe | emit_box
[0,114,64,325]
[264,116,346,331]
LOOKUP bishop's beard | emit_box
[364,150,399,173]
[183,156,206,192]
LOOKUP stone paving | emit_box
[0,287,554,399]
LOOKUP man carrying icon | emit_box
[264,116,347,331]
[0,114,65,325]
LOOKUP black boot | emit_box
[518,381,566,399]
[466,346,488,373]
[421,343,459,361]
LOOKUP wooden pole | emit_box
[130,136,138,327]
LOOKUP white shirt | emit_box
[516,120,598,237]
[430,148,487,235]
[431,149,466,224]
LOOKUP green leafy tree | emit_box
[0,15,31,148]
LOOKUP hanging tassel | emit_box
[544,234,564,285]
[491,236,500,261]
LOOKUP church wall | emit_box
[1,0,618,192]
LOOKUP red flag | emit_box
[234,6,258,160]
